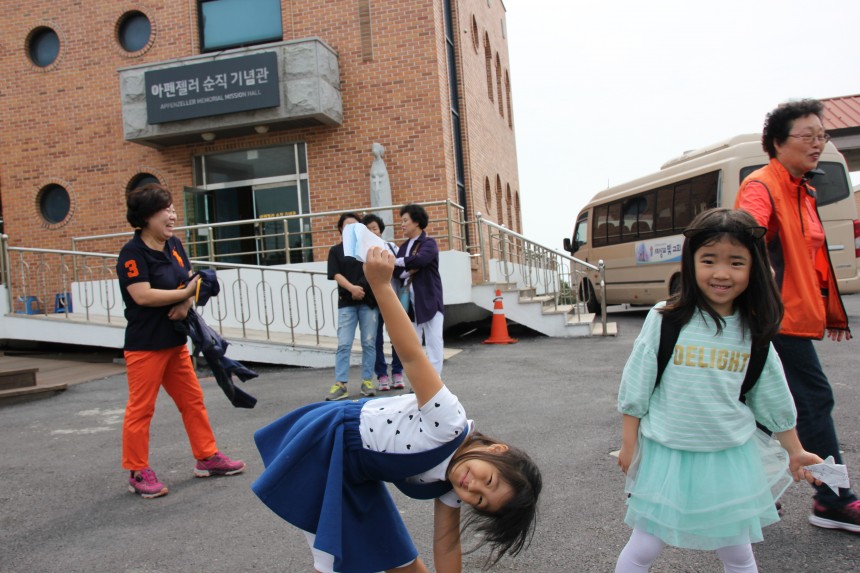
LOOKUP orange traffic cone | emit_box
[484,289,518,344]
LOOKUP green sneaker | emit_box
[325,383,349,401]
[360,379,376,397]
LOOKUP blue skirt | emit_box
[624,430,792,550]
[252,399,416,573]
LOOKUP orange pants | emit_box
[122,345,218,470]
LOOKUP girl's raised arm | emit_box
[364,247,443,407]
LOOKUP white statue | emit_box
[370,142,394,239]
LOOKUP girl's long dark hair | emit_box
[661,208,783,345]
[446,431,542,568]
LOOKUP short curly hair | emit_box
[400,204,429,229]
[126,183,173,229]
[761,99,824,159]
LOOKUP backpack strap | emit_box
[655,314,769,402]
[654,315,679,389]
[739,341,769,404]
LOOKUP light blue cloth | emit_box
[335,305,378,382]
[624,430,791,549]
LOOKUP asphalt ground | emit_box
[1,296,859,572]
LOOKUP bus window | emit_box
[621,195,654,239]
[655,187,673,232]
[690,171,719,218]
[673,183,692,230]
[592,203,607,247]
[607,202,621,245]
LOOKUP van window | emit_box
[592,203,607,247]
[607,202,621,245]
[739,161,850,207]
[573,212,588,250]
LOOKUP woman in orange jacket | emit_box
[735,99,857,533]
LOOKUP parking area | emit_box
[1,297,858,572]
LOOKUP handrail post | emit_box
[206,225,216,263]
[599,259,607,336]
[445,199,453,251]
[1,235,10,310]
[475,212,488,282]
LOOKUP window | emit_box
[118,11,151,52]
[471,15,479,52]
[592,204,607,247]
[484,32,493,101]
[199,0,283,52]
[38,184,71,224]
[505,70,513,129]
[495,176,503,223]
[506,184,513,230]
[484,177,492,210]
[495,53,503,117]
[28,27,60,67]
[514,191,521,233]
[590,172,718,247]
[606,202,621,245]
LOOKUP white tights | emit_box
[615,529,758,573]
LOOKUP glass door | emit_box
[253,183,313,265]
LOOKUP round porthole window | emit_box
[127,173,160,194]
[28,27,60,68]
[38,184,71,224]
[118,11,152,53]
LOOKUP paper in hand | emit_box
[342,222,387,262]
[804,456,850,495]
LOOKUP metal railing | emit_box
[0,239,341,346]
[472,213,607,334]
[2,198,609,341]
[71,200,469,265]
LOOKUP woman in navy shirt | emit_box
[117,184,244,499]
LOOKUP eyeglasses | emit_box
[683,225,767,240]
[788,133,831,145]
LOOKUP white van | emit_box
[563,133,860,312]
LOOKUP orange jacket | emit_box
[735,158,849,339]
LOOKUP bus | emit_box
[563,133,860,313]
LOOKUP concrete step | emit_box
[0,367,38,390]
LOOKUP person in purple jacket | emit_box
[395,204,445,377]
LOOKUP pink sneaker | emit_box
[377,375,391,392]
[128,468,168,499]
[194,452,246,477]
[391,373,405,390]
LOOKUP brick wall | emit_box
[0,0,521,256]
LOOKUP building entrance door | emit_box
[253,182,312,265]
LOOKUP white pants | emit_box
[615,528,758,573]
[414,311,444,375]
[303,531,414,573]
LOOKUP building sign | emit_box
[635,235,684,264]
[145,52,280,124]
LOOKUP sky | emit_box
[504,0,860,251]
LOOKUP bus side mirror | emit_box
[563,238,572,253]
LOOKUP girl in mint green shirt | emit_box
[615,208,822,573]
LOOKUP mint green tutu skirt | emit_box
[624,429,792,550]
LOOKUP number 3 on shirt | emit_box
[124,260,140,278]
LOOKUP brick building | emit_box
[0,0,521,264]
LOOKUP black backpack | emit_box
[655,315,769,404]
